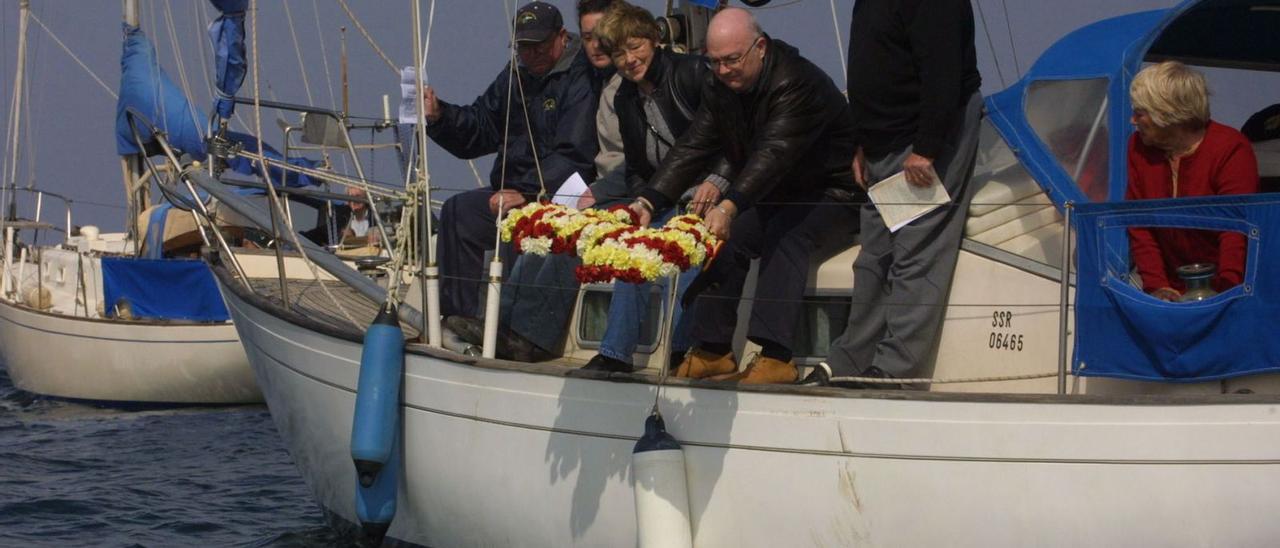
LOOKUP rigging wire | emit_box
[21,39,34,189]
[828,0,847,85]
[193,2,216,107]
[335,0,399,75]
[26,13,117,100]
[493,0,518,247]
[1001,0,1022,77]
[21,3,40,192]
[282,0,316,106]
[311,0,338,110]
[306,0,337,172]
[248,0,363,330]
[974,0,1008,88]
[161,0,205,142]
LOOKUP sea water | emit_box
[0,370,343,547]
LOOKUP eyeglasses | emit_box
[704,37,761,70]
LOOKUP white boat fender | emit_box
[633,412,694,548]
[349,302,405,542]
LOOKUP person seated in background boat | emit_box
[576,1,722,373]
[630,8,863,385]
[444,0,622,362]
[1241,102,1280,193]
[1125,61,1259,301]
[338,186,379,250]
[420,1,599,349]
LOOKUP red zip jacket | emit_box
[1126,121,1260,293]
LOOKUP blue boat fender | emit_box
[632,413,694,548]
[350,302,405,489]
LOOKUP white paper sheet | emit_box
[399,66,422,124]
[867,169,951,232]
[552,172,590,207]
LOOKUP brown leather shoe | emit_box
[726,356,798,385]
[673,349,737,379]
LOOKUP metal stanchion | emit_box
[1057,202,1074,395]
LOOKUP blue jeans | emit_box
[598,212,697,364]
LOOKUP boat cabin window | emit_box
[577,286,662,350]
[1025,78,1111,202]
[790,296,851,362]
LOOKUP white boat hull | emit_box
[0,240,263,404]
[220,274,1280,547]
[0,298,258,404]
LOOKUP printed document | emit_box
[552,172,590,207]
[867,170,950,232]
[399,67,422,124]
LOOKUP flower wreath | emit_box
[575,214,721,284]
[500,202,638,256]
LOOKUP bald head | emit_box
[705,8,766,93]
[707,8,761,51]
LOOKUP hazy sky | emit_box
[2,0,1266,233]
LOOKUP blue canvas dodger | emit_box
[1073,194,1280,382]
[102,257,230,322]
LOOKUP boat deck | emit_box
[246,277,421,340]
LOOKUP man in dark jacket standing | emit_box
[633,8,862,385]
[422,1,598,325]
[809,0,983,387]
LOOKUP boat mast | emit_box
[3,0,31,225]
[120,0,145,240]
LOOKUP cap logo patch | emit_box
[543,98,557,111]
[519,12,538,25]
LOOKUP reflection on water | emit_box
[0,369,346,547]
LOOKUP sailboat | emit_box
[0,0,359,405]
[200,0,1280,545]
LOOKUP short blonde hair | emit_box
[1130,61,1210,129]
[595,1,658,57]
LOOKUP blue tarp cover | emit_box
[102,257,230,322]
[1073,194,1280,381]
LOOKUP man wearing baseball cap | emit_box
[422,1,600,357]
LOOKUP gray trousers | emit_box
[826,92,983,377]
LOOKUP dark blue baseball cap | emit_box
[514,1,563,43]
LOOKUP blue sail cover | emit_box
[102,257,230,322]
[208,0,248,121]
[115,25,207,158]
[1073,195,1280,381]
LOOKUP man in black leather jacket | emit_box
[632,8,863,384]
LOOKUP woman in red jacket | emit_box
[1125,61,1260,301]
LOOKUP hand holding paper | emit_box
[552,172,590,207]
[867,169,950,232]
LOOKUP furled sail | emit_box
[208,0,248,122]
[115,24,207,158]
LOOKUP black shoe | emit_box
[797,362,832,386]
[496,328,555,362]
[799,363,902,389]
[444,316,484,346]
[581,354,632,373]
